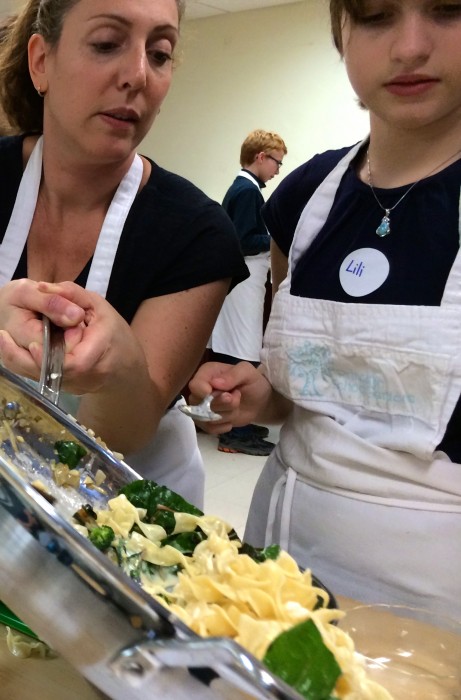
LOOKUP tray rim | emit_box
[0,366,309,700]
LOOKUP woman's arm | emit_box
[76,279,230,453]
[0,277,230,453]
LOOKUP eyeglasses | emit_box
[266,154,283,167]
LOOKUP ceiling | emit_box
[0,0,304,22]
[185,0,303,20]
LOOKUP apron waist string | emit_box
[264,467,297,550]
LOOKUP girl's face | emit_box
[341,0,461,132]
[29,0,179,165]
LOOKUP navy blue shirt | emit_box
[222,172,270,256]
[263,144,461,461]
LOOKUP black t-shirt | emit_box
[0,135,249,324]
[263,144,461,461]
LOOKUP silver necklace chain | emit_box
[366,147,461,237]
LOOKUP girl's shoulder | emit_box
[262,144,357,255]
[274,144,356,201]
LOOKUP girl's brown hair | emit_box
[330,0,364,53]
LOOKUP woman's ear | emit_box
[28,33,49,95]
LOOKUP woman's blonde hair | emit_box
[0,0,186,134]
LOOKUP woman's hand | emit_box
[0,278,85,379]
[0,278,142,396]
[188,361,275,434]
[31,281,147,397]
[0,279,155,452]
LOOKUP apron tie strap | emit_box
[264,466,297,550]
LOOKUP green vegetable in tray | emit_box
[79,480,348,700]
[88,525,115,551]
[119,479,203,517]
[54,440,87,468]
[263,619,341,700]
[239,541,281,562]
[113,541,180,585]
[161,530,207,554]
[149,508,176,533]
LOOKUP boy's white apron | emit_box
[209,171,270,362]
[0,137,204,508]
[245,141,461,618]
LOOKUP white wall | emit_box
[141,0,369,203]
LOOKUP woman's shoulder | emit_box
[116,158,248,306]
[0,135,28,227]
[0,133,26,162]
[127,156,246,264]
[141,158,225,215]
[134,158,239,244]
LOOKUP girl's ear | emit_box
[28,33,49,95]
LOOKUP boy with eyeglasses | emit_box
[208,129,287,456]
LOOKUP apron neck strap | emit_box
[0,135,144,299]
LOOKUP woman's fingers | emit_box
[37,281,88,327]
[0,330,41,378]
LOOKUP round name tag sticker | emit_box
[339,248,390,297]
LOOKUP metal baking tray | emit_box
[0,365,305,700]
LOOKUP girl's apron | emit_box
[209,171,270,362]
[0,137,205,507]
[245,140,461,619]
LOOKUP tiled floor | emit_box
[198,425,280,537]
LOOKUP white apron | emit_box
[244,140,461,619]
[209,171,270,362]
[0,137,205,508]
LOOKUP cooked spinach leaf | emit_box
[119,479,203,519]
[161,530,207,554]
[263,618,341,700]
[150,509,177,534]
[54,440,87,468]
[239,542,281,562]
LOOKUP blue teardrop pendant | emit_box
[376,210,391,237]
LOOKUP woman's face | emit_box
[29,0,179,165]
[341,0,461,133]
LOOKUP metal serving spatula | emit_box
[38,316,65,405]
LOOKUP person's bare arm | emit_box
[77,279,230,452]
[0,277,230,453]
[270,239,288,297]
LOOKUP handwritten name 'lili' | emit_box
[346,259,365,277]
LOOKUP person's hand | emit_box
[0,278,86,380]
[26,281,148,397]
[188,361,272,434]
[7,280,156,452]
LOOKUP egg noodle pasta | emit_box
[75,492,393,700]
